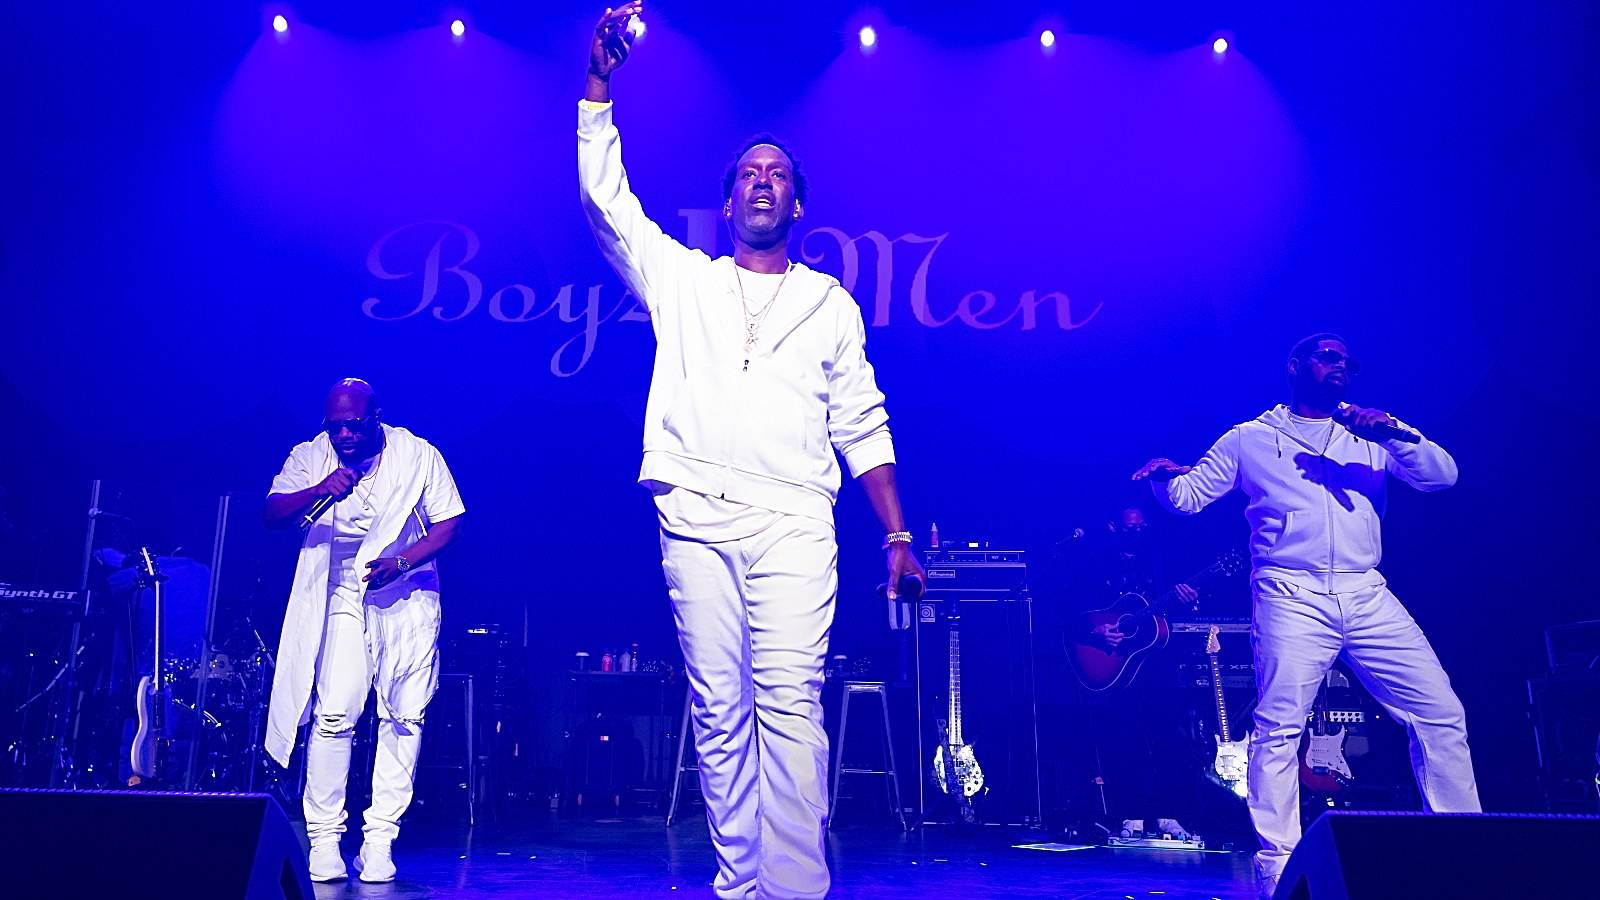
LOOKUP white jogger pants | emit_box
[661,515,838,900]
[1248,578,1480,877]
[303,611,427,847]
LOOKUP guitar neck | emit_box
[948,624,962,747]
[1207,651,1231,742]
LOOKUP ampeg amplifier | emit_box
[919,548,1028,597]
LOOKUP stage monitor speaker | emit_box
[1275,810,1600,899]
[0,789,312,898]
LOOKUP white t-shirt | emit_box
[1286,413,1336,453]
[328,452,382,618]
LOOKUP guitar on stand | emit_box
[1299,675,1353,794]
[128,547,170,786]
[930,594,984,823]
[1068,549,1246,691]
[1203,626,1249,800]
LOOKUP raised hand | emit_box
[1131,458,1191,482]
[589,3,643,80]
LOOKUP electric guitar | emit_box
[1068,549,1246,691]
[1204,626,1249,800]
[1298,676,1353,793]
[129,547,170,784]
[930,596,983,823]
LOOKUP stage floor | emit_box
[304,815,1257,899]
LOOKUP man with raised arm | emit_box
[577,5,923,897]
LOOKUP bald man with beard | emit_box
[263,379,465,884]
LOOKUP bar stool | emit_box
[665,687,699,825]
[829,680,908,830]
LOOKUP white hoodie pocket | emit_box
[734,367,816,486]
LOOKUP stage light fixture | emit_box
[1040,30,1056,49]
[1213,37,1228,54]
[859,26,877,50]
[272,14,288,34]
[451,19,465,38]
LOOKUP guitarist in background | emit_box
[1071,503,1203,842]
[1134,333,1480,900]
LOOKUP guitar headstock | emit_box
[135,547,165,584]
[1205,624,1221,656]
[1212,548,1246,579]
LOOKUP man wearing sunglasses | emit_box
[262,378,465,884]
[1132,334,1479,899]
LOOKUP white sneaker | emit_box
[355,841,396,883]
[308,842,346,882]
[1254,856,1281,900]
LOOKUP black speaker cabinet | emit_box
[1276,810,1600,899]
[0,789,312,898]
[914,593,1041,826]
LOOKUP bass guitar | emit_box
[930,595,983,823]
[129,547,170,785]
[1068,549,1246,691]
[1204,626,1249,800]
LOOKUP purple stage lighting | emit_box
[1040,30,1056,49]
[858,25,877,51]
[1212,37,1229,54]
[272,14,288,34]
[450,19,465,38]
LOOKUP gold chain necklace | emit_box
[735,262,794,372]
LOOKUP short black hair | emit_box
[721,133,809,205]
[1288,332,1348,363]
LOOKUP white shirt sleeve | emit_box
[268,442,320,496]
[421,446,466,525]
[826,290,896,477]
[1382,418,1458,491]
[1155,427,1241,515]
[577,100,701,314]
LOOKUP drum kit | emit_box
[155,618,290,796]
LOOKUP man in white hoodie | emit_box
[578,5,923,898]
[1134,334,1479,898]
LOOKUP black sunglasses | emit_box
[322,415,377,437]
[1306,349,1361,374]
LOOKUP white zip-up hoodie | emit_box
[1155,404,1458,593]
[578,102,895,522]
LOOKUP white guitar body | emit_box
[1302,732,1352,782]
[933,741,986,799]
[130,675,156,778]
[1203,626,1249,801]
[1210,735,1249,800]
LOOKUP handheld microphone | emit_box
[878,574,925,631]
[1336,410,1422,444]
[300,494,336,531]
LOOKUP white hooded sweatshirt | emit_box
[1155,404,1457,593]
[577,101,895,523]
